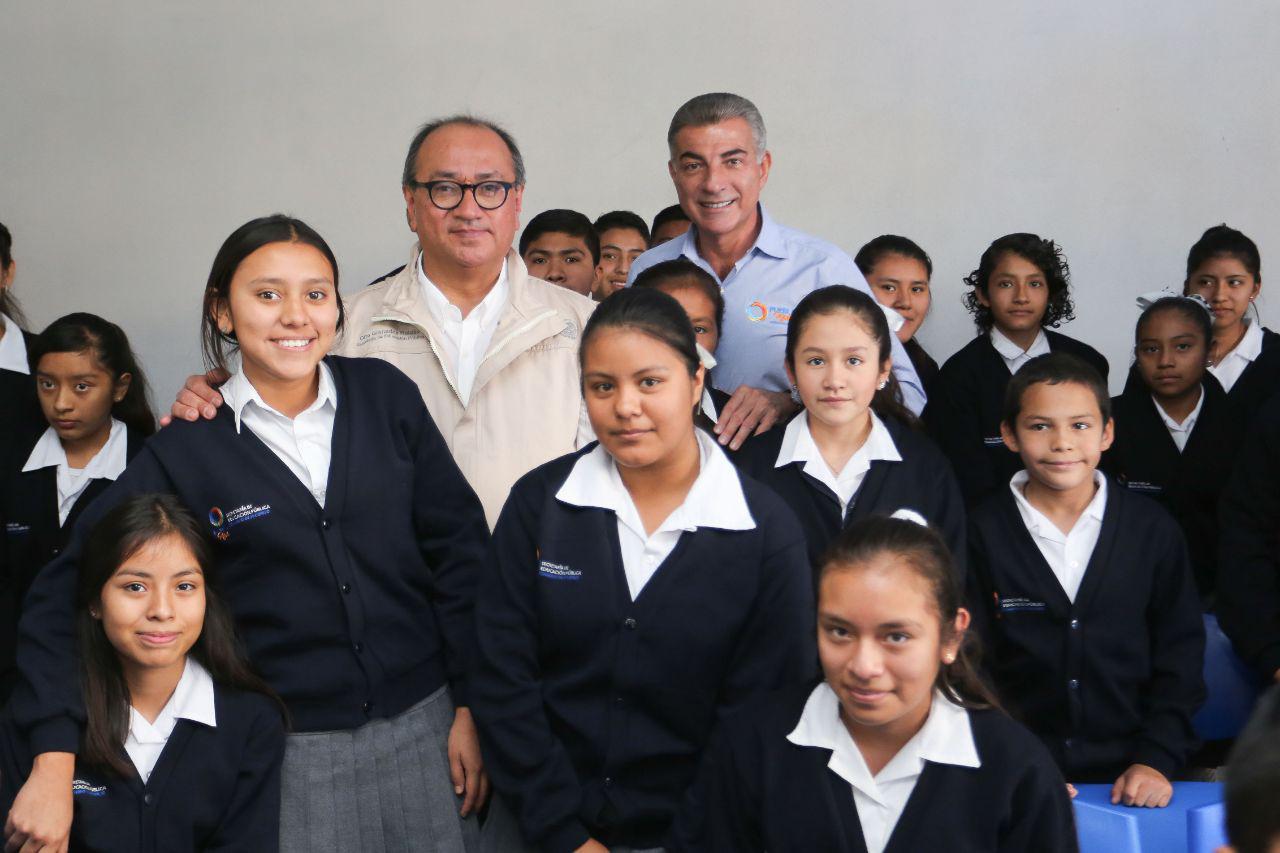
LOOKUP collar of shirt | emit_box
[556,428,756,536]
[677,203,790,279]
[0,313,29,374]
[417,254,509,331]
[775,411,902,507]
[989,327,1051,370]
[1211,318,1265,382]
[127,657,218,744]
[1153,384,1205,437]
[787,682,980,800]
[220,361,338,434]
[22,417,128,479]
[1009,468,1107,544]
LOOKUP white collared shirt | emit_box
[556,429,755,600]
[1009,470,1107,603]
[125,658,217,784]
[787,683,980,853]
[418,256,509,404]
[775,412,902,514]
[1209,319,1264,393]
[22,419,128,526]
[0,313,29,374]
[220,364,338,506]
[1153,385,1205,453]
[990,327,1051,374]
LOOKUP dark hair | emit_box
[31,313,156,437]
[519,209,600,266]
[201,215,342,373]
[854,234,934,279]
[593,210,650,246]
[579,286,700,381]
[784,285,917,426]
[0,221,27,329]
[818,516,1000,710]
[1135,296,1213,347]
[401,115,526,188]
[1224,685,1280,853]
[77,495,285,776]
[963,233,1075,333]
[632,259,725,338]
[1002,352,1111,426]
[1185,224,1261,282]
[651,204,690,244]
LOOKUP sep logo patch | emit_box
[539,560,582,581]
[72,779,107,797]
[209,503,272,541]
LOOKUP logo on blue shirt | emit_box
[539,560,582,581]
[746,300,792,325]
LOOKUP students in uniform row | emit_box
[0,223,42,460]
[856,235,939,399]
[1103,295,1231,605]
[673,516,1076,852]
[735,286,965,572]
[519,209,601,299]
[592,210,650,302]
[1,495,287,852]
[471,287,815,852]
[7,215,492,853]
[926,233,1108,506]
[967,353,1205,805]
[0,314,155,703]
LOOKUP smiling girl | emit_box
[927,234,1108,506]
[472,287,814,852]
[672,516,1075,852]
[7,215,491,853]
[856,235,939,398]
[1,494,286,851]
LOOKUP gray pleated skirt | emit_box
[280,686,480,853]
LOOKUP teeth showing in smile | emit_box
[701,200,732,209]
[276,339,311,349]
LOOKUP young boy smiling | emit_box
[966,353,1205,809]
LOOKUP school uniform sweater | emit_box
[669,682,1077,853]
[967,480,1205,781]
[1217,393,1280,680]
[0,685,285,853]
[11,356,489,755]
[0,329,40,468]
[472,446,816,853]
[926,331,1110,506]
[1219,325,1280,426]
[1102,372,1232,603]
[904,337,940,401]
[0,428,145,704]
[735,413,966,573]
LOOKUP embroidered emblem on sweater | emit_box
[72,779,107,797]
[209,503,272,541]
[539,560,582,581]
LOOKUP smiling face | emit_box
[215,241,339,396]
[1184,254,1260,335]
[867,254,932,343]
[1136,309,1209,402]
[582,327,703,471]
[35,350,129,447]
[522,231,596,296]
[818,557,965,742]
[1001,380,1113,497]
[668,118,771,243]
[786,310,890,435]
[977,252,1049,336]
[96,532,205,681]
[595,227,650,299]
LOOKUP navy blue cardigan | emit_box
[1220,326,1280,426]
[925,331,1109,507]
[471,446,817,853]
[670,683,1077,853]
[966,479,1205,781]
[0,684,285,853]
[12,356,489,753]
[0,329,41,465]
[734,413,966,574]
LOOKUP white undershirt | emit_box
[1153,385,1205,453]
[555,429,755,600]
[417,255,509,404]
[775,411,902,514]
[1009,470,1107,603]
[990,327,1051,374]
[125,658,217,784]
[786,683,980,853]
[1209,319,1264,393]
[22,418,129,525]
[220,363,338,506]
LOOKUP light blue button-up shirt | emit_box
[627,205,925,414]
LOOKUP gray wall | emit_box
[4,1,1277,406]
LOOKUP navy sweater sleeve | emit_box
[205,698,287,853]
[926,352,998,505]
[668,714,763,853]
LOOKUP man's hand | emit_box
[159,368,229,427]
[714,385,796,450]
[5,752,74,853]
[573,841,609,853]
[1110,763,1172,808]
[447,707,490,817]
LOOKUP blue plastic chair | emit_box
[1193,614,1260,741]
[1073,781,1224,853]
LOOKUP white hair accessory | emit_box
[695,342,717,371]
[1135,290,1212,317]
[890,508,929,527]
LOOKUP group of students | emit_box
[0,210,1278,853]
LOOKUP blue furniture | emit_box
[1193,613,1259,741]
[1073,782,1224,853]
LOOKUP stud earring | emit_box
[943,654,954,664]
[877,380,888,391]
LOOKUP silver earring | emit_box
[877,380,888,390]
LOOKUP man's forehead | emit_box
[415,124,516,178]
[671,118,758,156]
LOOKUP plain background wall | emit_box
[3,1,1277,407]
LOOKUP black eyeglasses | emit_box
[407,180,515,211]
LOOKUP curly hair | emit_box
[962,233,1075,333]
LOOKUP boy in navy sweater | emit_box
[967,353,1204,806]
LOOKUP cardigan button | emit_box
[353,642,363,653]
[623,618,637,630]
[1070,619,1080,629]
[362,701,373,714]
[603,777,613,788]
[1068,679,1080,690]
[341,583,351,594]
[321,518,331,530]
[143,793,154,806]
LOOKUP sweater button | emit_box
[1068,679,1080,690]
[341,583,351,594]
[362,701,373,714]
[143,793,154,806]
[353,642,363,653]
[623,618,637,630]
[1070,619,1080,629]
[603,777,613,788]
[321,518,331,530]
